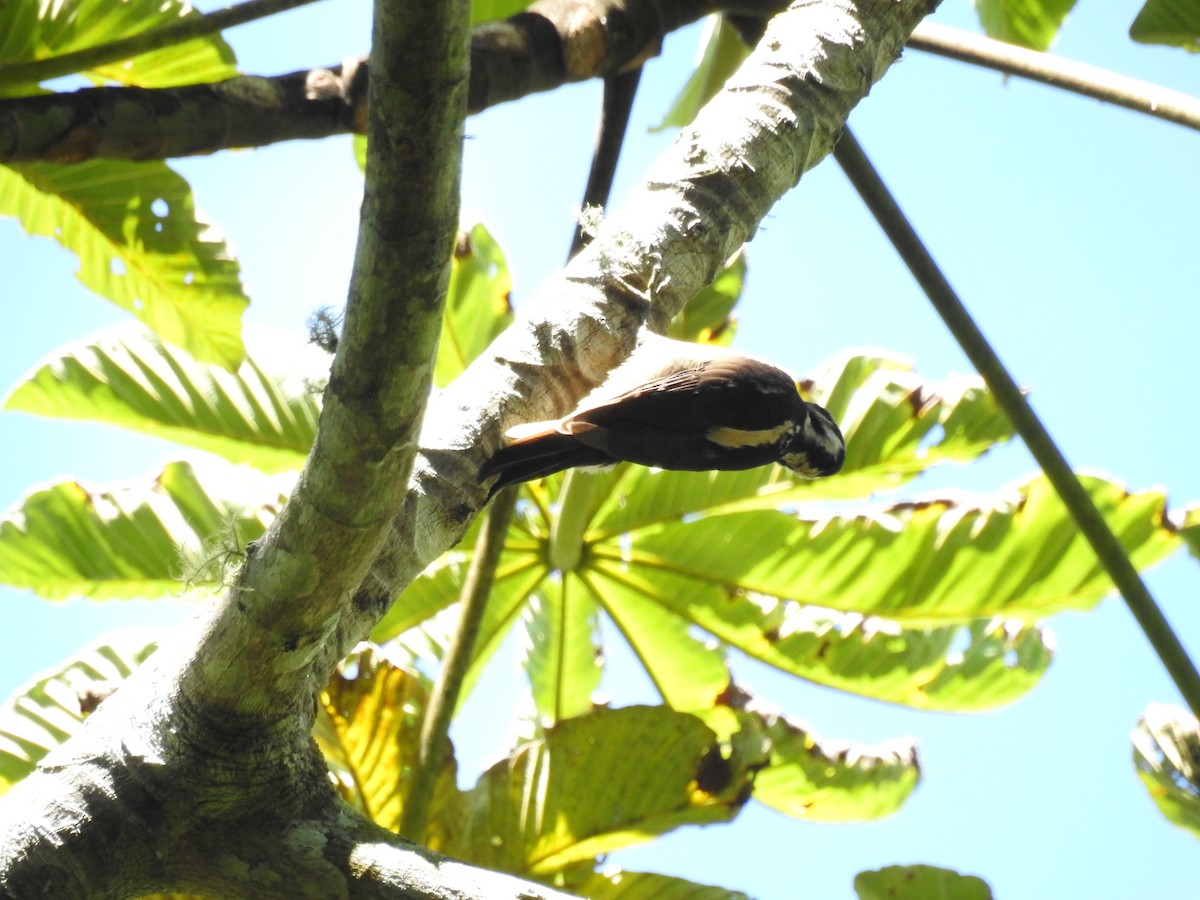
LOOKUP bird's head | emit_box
[780,403,845,479]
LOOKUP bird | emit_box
[480,336,845,495]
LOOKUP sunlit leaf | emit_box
[315,645,462,848]
[654,17,750,131]
[590,563,1052,710]
[1133,702,1200,839]
[597,577,731,710]
[4,325,326,472]
[1130,0,1200,51]
[751,707,919,821]
[975,0,1077,51]
[613,474,1177,625]
[0,162,247,368]
[435,223,513,387]
[0,460,290,601]
[668,250,744,347]
[0,631,159,792]
[855,864,994,900]
[453,705,766,874]
[520,584,602,724]
[564,868,751,900]
[0,0,236,95]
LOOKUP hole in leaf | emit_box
[151,198,169,217]
[110,258,126,276]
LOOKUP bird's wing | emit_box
[569,356,800,434]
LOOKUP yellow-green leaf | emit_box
[1133,702,1200,840]
[0,460,290,601]
[0,162,248,368]
[0,631,159,792]
[5,325,325,472]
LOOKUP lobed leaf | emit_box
[452,705,766,875]
[0,0,236,94]
[0,630,159,791]
[855,865,994,900]
[519,584,603,724]
[1133,702,1200,839]
[974,0,1077,51]
[1129,0,1200,51]
[654,17,750,132]
[315,645,462,849]
[751,708,919,821]
[0,460,291,601]
[562,869,751,900]
[0,162,247,368]
[5,325,326,472]
[435,223,513,388]
[615,474,1178,625]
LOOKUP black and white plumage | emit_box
[480,337,845,495]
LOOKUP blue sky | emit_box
[2,0,1198,897]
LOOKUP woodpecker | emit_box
[480,336,845,495]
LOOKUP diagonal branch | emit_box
[336,0,942,663]
[833,127,1200,718]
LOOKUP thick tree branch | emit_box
[0,0,936,894]
[5,2,1196,164]
[343,0,941,658]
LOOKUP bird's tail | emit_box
[480,430,611,496]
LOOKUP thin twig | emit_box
[568,66,643,259]
[0,0,324,89]
[909,21,1200,133]
[833,126,1200,719]
[399,487,517,841]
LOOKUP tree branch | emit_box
[909,21,1200,133]
[833,127,1200,718]
[344,0,941,664]
[0,0,324,91]
[0,0,939,893]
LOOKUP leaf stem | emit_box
[399,487,517,841]
[833,126,1200,718]
[909,22,1200,133]
[0,0,324,89]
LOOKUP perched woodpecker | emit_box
[480,336,845,495]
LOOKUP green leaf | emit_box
[596,575,731,710]
[470,0,530,26]
[4,325,325,472]
[668,250,744,347]
[1133,702,1200,839]
[1130,0,1200,51]
[453,705,766,875]
[855,865,994,900]
[564,869,751,900]
[315,645,462,849]
[0,460,290,601]
[975,0,1077,51]
[752,709,919,821]
[0,162,248,369]
[654,17,750,131]
[520,583,602,724]
[0,0,237,94]
[435,223,514,388]
[589,564,1053,711]
[1180,502,1200,561]
[0,630,159,792]
[614,474,1178,625]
